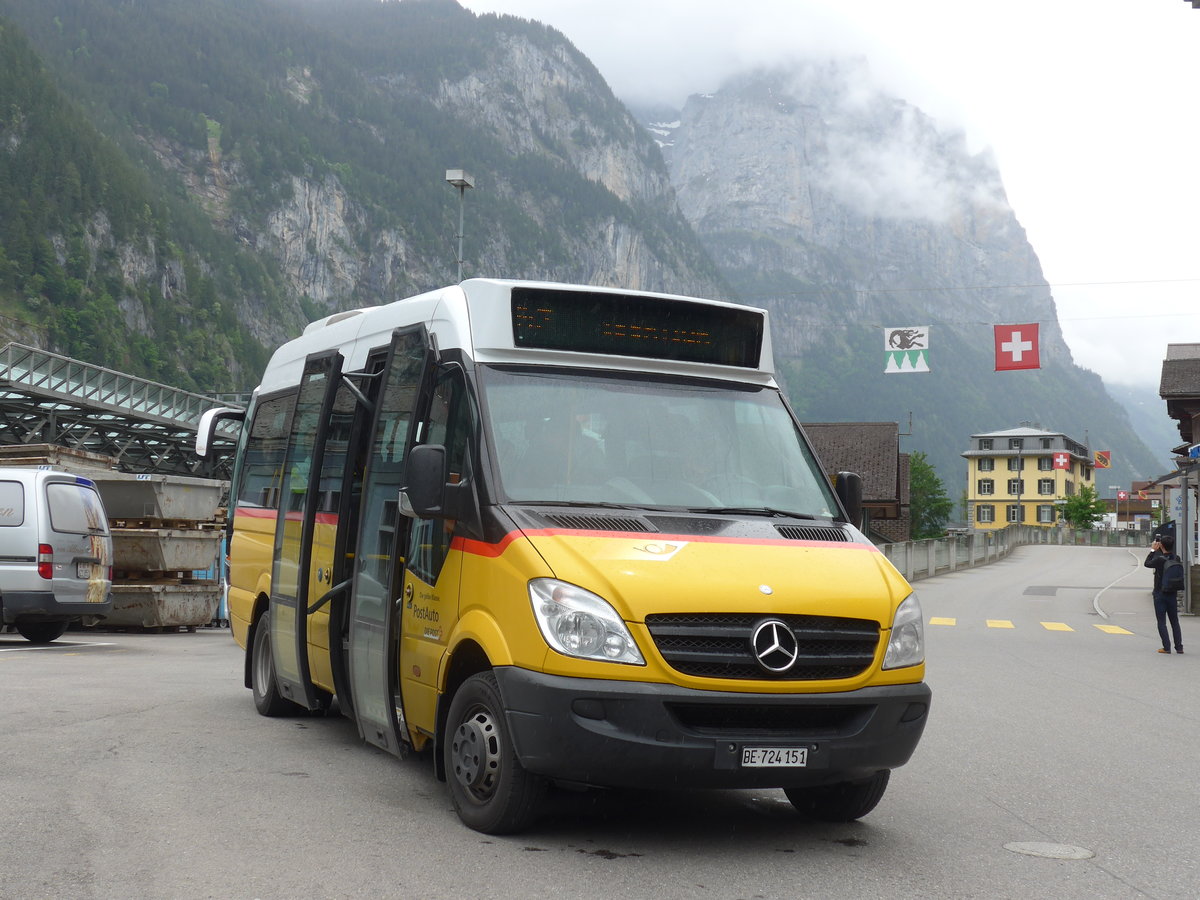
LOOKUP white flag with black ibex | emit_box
[884,326,930,373]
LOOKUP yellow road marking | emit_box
[1094,624,1133,635]
[986,620,1014,629]
[929,617,956,626]
[1041,622,1073,632]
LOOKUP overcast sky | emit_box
[457,0,1199,390]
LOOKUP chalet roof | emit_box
[970,425,1067,439]
[803,422,900,503]
[1159,356,1200,397]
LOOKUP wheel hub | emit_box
[451,709,501,796]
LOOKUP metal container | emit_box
[105,583,221,629]
[111,528,221,574]
[92,472,225,522]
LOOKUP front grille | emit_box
[645,613,879,680]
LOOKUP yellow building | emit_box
[962,426,1095,531]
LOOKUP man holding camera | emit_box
[1144,534,1184,655]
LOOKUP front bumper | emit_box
[494,667,931,790]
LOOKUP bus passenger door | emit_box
[269,351,343,710]
[348,328,432,753]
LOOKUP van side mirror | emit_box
[403,444,448,518]
[834,471,863,527]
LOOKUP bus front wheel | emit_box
[785,769,890,822]
[445,671,545,834]
[251,611,295,717]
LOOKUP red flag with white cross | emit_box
[994,323,1040,371]
[1052,452,1070,470]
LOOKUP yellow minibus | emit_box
[197,279,929,834]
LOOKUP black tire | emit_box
[785,770,890,822]
[444,671,545,834]
[16,620,69,644]
[251,611,296,717]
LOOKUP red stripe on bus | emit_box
[234,506,338,525]
[452,528,874,557]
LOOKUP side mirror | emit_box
[403,444,448,518]
[195,406,245,457]
[834,471,863,528]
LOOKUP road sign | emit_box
[1188,443,1200,460]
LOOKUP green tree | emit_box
[909,451,953,539]
[1061,484,1107,530]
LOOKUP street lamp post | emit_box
[1110,484,1120,530]
[445,169,474,282]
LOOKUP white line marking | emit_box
[1092,549,1144,620]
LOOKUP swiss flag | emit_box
[994,323,1041,371]
[1052,453,1070,470]
[1117,490,1129,501]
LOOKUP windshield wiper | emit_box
[510,500,674,512]
[689,506,819,519]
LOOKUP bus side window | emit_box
[237,394,297,515]
[407,368,471,585]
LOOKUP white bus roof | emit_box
[256,279,776,394]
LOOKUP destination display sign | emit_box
[511,287,763,368]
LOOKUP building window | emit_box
[1038,457,1053,471]
[1037,505,1056,523]
[1007,479,1024,495]
[1008,457,1025,471]
[1040,438,1053,449]
[978,479,995,495]
[1009,438,1024,450]
[1006,505,1023,523]
[977,505,995,523]
[978,458,995,472]
[1038,479,1055,495]
[979,439,993,450]
[1065,481,1075,496]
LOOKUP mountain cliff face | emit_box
[644,62,1158,489]
[0,0,726,389]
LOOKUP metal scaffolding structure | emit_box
[0,342,243,479]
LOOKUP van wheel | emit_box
[251,611,295,717]
[445,671,545,834]
[785,770,890,822]
[16,621,68,644]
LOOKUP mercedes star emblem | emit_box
[751,618,799,673]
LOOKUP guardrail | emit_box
[881,525,1155,583]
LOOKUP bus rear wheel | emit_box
[785,769,890,822]
[445,671,545,834]
[251,611,295,717]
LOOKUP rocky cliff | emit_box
[644,62,1158,489]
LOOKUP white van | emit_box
[0,468,113,643]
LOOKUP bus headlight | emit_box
[529,579,645,666]
[882,593,925,670]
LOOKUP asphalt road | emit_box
[1,544,1195,899]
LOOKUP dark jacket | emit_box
[1144,549,1180,595]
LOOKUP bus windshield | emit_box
[480,367,840,518]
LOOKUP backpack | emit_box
[1162,555,1186,593]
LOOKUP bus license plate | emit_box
[741,747,808,768]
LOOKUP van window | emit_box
[47,483,109,535]
[237,394,297,511]
[0,481,23,526]
[407,367,472,585]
